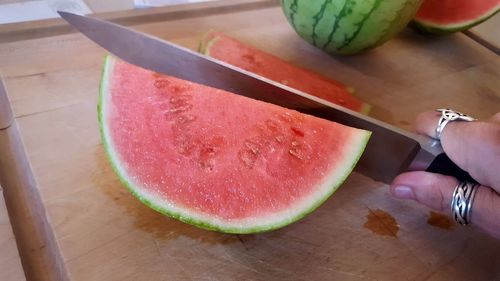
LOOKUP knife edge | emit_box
[59,11,444,183]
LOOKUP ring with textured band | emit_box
[451,181,479,225]
[435,108,476,141]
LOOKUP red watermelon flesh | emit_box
[200,31,371,114]
[414,0,500,33]
[100,56,371,233]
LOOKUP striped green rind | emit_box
[99,55,372,234]
[281,0,423,55]
[412,7,500,35]
[199,33,219,55]
[197,29,220,53]
[359,102,372,116]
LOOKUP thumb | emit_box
[391,171,454,212]
[390,171,500,238]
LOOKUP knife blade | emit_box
[59,11,475,184]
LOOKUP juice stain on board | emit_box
[364,209,454,237]
[363,209,399,238]
[427,211,454,230]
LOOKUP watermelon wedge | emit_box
[99,55,371,234]
[199,31,371,114]
[414,0,500,34]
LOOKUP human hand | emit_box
[390,110,500,238]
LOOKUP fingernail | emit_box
[392,186,415,200]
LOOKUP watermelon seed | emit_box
[200,146,217,157]
[242,53,257,64]
[291,127,305,137]
[177,145,189,155]
[170,84,189,94]
[154,79,170,89]
[238,149,257,168]
[174,136,195,156]
[169,95,192,105]
[265,119,280,132]
[169,104,193,113]
[279,112,294,122]
[244,140,261,155]
[289,140,311,160]
[274,135,285,143]
[176,114,196,124]
[289,148,308,160]
[152,72,164,78]
[198,160,214,172]
[279,112,303,123]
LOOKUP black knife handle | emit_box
[426,153,477,184]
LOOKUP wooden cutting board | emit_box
[0,1,499,280]
[467,13,500,54]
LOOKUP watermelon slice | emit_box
[199,31,371,114]
[99,55,371,233]
[414,0,500,34]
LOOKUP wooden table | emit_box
[0,0,132,12]
[0,1,499,280]
[0,189,26,281]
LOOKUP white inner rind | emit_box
[100,56,370,233]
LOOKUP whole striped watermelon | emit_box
[281,0,423,55]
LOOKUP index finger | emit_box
[414,110,500,190]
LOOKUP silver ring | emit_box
[435,109,475,140]
[451,181,478,225]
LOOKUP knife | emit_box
[58,11,475,184]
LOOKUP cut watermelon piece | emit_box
[414,0,500,34]
[199,31,371,114]
[99,55,371,234]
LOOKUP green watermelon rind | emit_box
[280,0,424,55]
[199,33,218,55]
[99,55,371,234]
[197,29,221,53]
[359,103,372,116]
[413,6,500,34]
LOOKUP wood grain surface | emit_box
[0,1,499,280]
[0,188,26,281]
[0,104,69,280]
[0,77,13,129]
[0,79,24,281]
[467,13,500,55]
